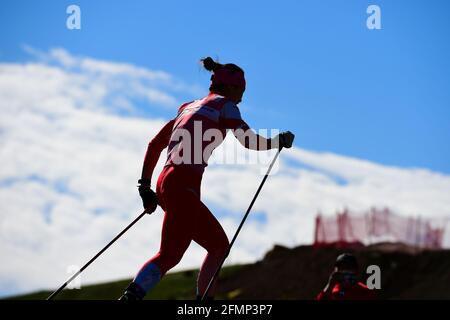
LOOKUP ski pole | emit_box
[47,210,148,300]
[201,147,283,300]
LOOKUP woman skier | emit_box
[119,57,294,300]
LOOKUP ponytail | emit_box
[200,57,223,72]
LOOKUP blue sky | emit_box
[1,0,450,173]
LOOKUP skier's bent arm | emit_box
[141,119,175,183]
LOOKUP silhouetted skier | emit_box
[119,57,294,300]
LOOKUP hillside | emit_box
[216,243,450,299]
[6,243,450,300]
[5,264,246,300]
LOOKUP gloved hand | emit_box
[138,178,158,214]
[273,131,295,149]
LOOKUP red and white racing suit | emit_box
[135,92,274,297]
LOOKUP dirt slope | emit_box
[216,243,450,299]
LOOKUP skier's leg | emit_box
[121,175,201,300]
[119,206,194,300]
[193,201,229,299]
[120,166,203,300]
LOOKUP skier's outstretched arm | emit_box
[232,121,275,150]
[220,101,294,150]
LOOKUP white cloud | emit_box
[1,47,449,298]
[21,45,204,109]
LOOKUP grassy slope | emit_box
[7,264,246,300]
